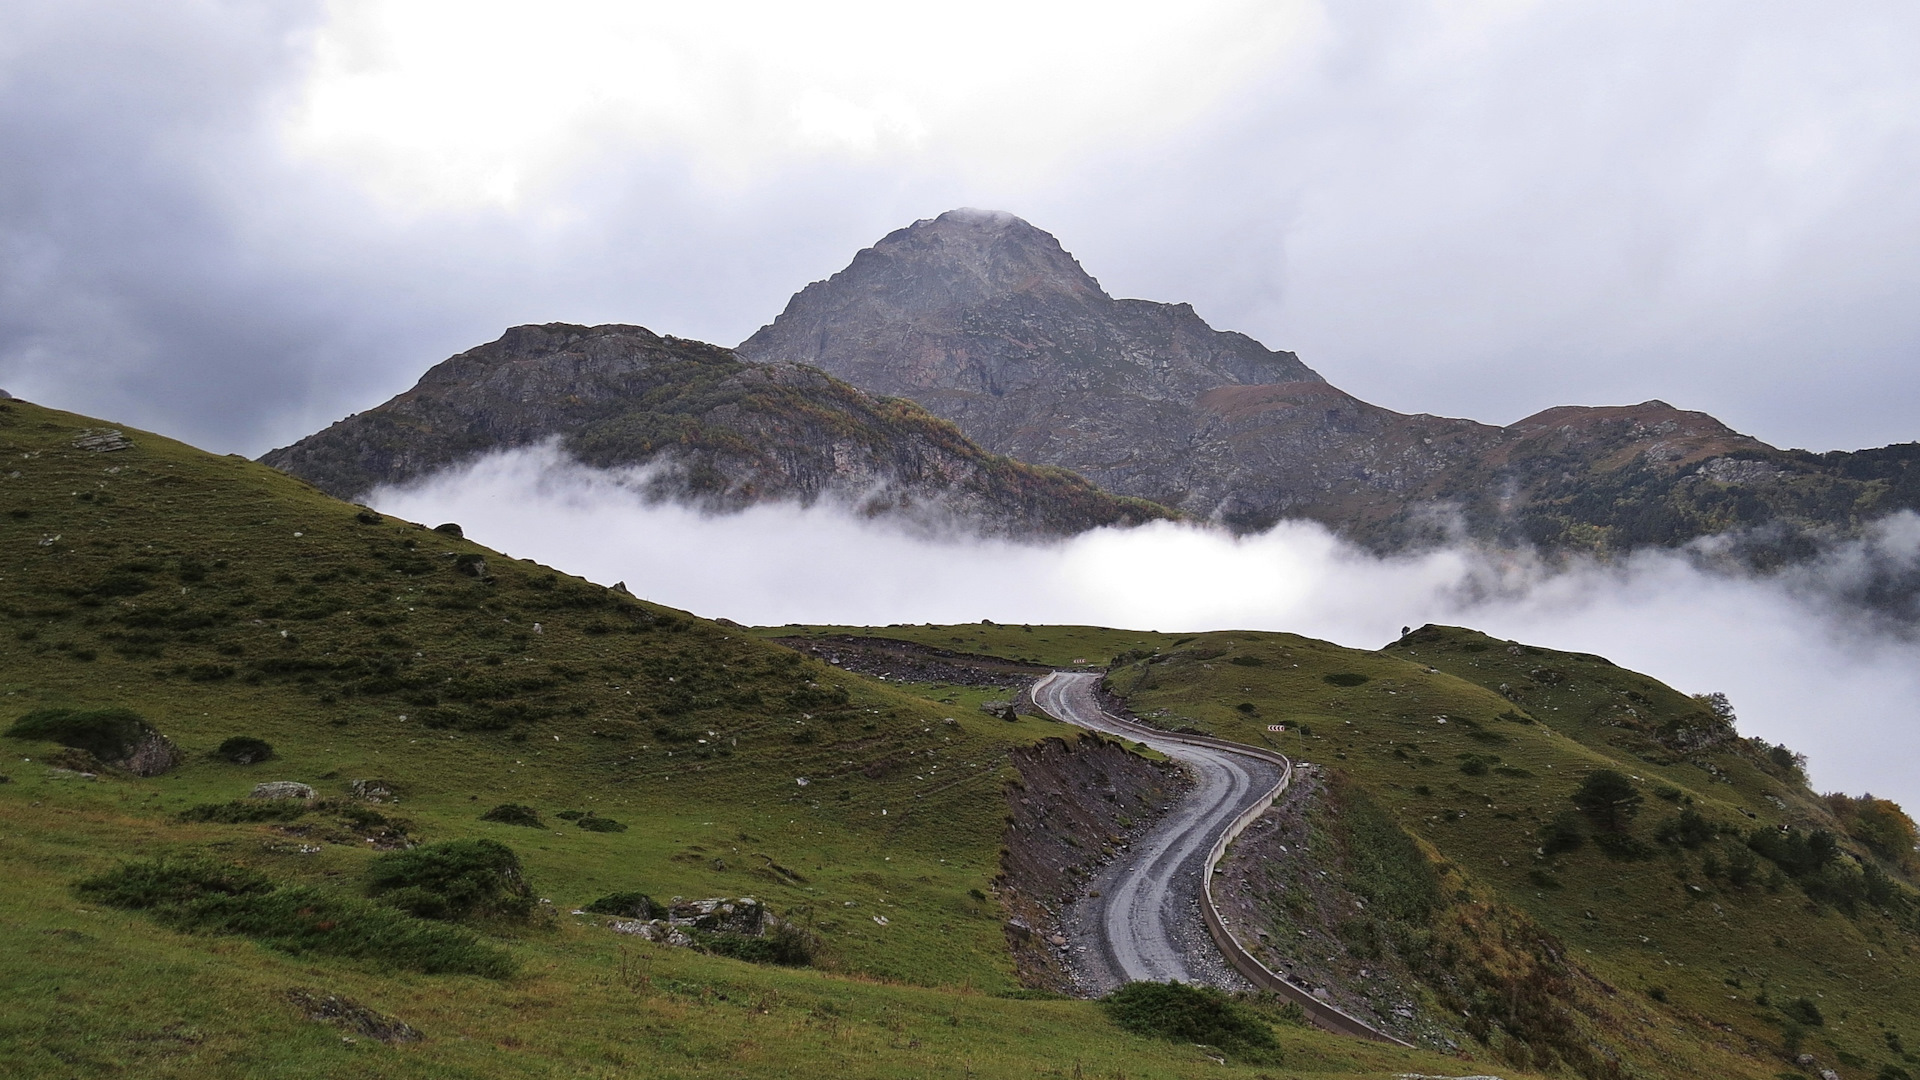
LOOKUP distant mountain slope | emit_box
[260,323,1173,537]
[740,210,1920,555]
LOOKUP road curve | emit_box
[1030,671,1409,1045]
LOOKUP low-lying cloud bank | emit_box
[370,446,1920,810]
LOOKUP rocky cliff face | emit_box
[740,210,1920,557]
[260,323,1174,538]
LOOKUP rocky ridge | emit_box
[260,323,1173,538]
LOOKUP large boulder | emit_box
[249,781,316,801]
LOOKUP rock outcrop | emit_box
[262,323,1173,539]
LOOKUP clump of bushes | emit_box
[574,813,628,833]
[1571,769,1643,832]
[697,923,814,966]
[215,736,274,765]
[1102,982,1281,1063]
[74,856,513,977]
[556,809,627,832]
[479,803,543,828]
[583,891,665,919]
[7,707,151,761]
[365,839,532,921]
[177,800,310,824]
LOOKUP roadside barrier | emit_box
[1030,672,1411,1047]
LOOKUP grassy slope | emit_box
[0,401,1496,1080]
[809,622,1920,1080]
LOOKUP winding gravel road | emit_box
[1030,672,1283,989]
[1031,671,1408,1045]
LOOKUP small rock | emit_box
[71,429,132,453]
[348,778,398,803]
[285,989,421,1044]
[250,781,316,801]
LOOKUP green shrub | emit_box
[1781,996,1825,1027]
[1655,808,1716,848]
[76,855,272,908]
[73,856,513,977]
[1322,672,1369,687]
[697,924,813,966]
[479,803,543,827]
[1227,655,1264,667]
[1571,769,1643,832]
[177,800,310,824]
[574,813,627,833]
[583,891,664,919]
[365,839,532,921]
[7,707,151,760]
[1539,811,1587,855]
[215,736,275,764]
[1102,982,1280,1063]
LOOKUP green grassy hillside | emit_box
[0,400,1510,1079]
[792,620,1920,1080]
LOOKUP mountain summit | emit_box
[739,208,1321,437]
[741,210,1920,558]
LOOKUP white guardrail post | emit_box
[1032,672,1412,1047]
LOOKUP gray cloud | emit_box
[6,2,1916,456]
[370,447,1920,811]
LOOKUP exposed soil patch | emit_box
[775,635,1050,689]
[997,733,1191,993]
[1213,767,1459,1049]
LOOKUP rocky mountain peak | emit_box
[848,208,1109,310]
[738,208,1322,412]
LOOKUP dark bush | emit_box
[1539,810,1587,855]
[76,855,272,908]
[216,736,275,765]
[1459,758,1489,777]
[583,891,664,919]
[555,810,585,820]
[75,856,512,977]
[1655,808,1716,848]
[574,813,627,833]
[478,803,543,828]
[7,706,151,761]
[1781,996,1825,1027]
[1227,656,1264,667]
[177,800,310,824]
[697,923,814,966]
[1571,769,1643,832]
[1102,982,1280,1063]
[1322,672,1369,687]
[365,839,532,921]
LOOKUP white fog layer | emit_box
[371,447,1920,811]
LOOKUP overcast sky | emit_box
[3,0,1918,457]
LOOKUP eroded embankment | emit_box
[997,734,1191,992]
[774,635,1050,689]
